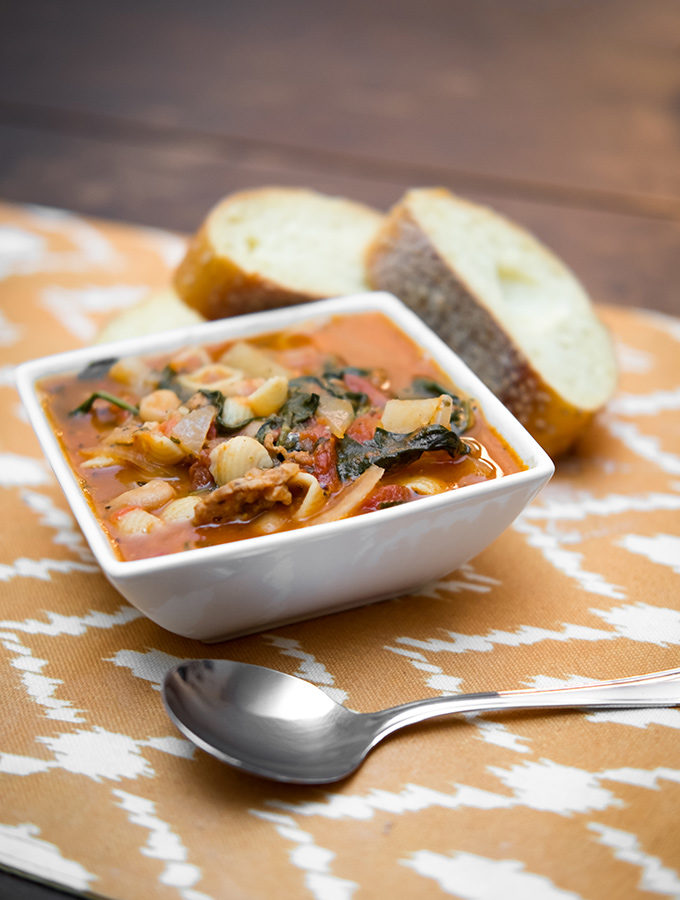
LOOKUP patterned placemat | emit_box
[2,201,680,900]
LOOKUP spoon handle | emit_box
[372,666,680,739]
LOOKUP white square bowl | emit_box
[16,292,553,641]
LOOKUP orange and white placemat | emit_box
[2,201,680,900]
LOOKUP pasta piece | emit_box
[160,496,201,522]
[107,478,176,512]
[133,427,186,464]
[111,507,164,536]
[247,375,289,417]
[177,364,244,395]
[291,472,326,519]
[209,435,273,485]
[139,389,181,422]
[219,341,289,378]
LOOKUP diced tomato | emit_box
[343,372,389,407]
[94,404,131,427]
[346,411,381,442]
[158,412,183,435]
[297,422,332,444]
[360,483,413,512]
[189,460,214,491]
[312,437,341,492]
[109,504,138,521]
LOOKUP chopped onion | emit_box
[317,394,355,437]
[170,405,216,455]
[307,465,384,525]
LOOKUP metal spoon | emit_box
[162,660,680,784]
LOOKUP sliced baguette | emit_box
[366,188,618,457]
[174,187,384,319]
[97,288,205,343]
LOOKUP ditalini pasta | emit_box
[38,312,524,561]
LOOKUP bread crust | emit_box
[174,188,383,319]
[174,224,323,319]
[366,202,596,457]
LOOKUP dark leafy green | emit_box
[290,372,369,414]
[255,389,320,445]
[280,391,321,425]
[156,365,183,393]
[76,357,118,381]
[336,425,469,481]
[323,365,371,379]
[198,388,255,434]
[69,391,139,416]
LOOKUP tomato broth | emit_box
[40,312,525,561]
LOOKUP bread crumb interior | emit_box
[209,191,381,296]
[410,191,617,409]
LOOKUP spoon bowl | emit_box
[163,659,381,782]
[163,659,680,784]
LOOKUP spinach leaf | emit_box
[405,377,453,398]
[323,367,373,412]
[281,391,320,425]
[156,365,182,393]
[288,375,326,393]
[336,425,469,480]
[334,387,369,414]
[198,388,255,434]
[69,391,139,416]
[255,390,320,444]
[198,388,223,408]
[76,357,118,381]
[323,365,372,379]
[290,372,368,413]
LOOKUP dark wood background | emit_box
[1,2,679,898]
[2,0,680,318]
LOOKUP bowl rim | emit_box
[15,291,554,578]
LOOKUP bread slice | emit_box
[174,187,384,319]
[366,188,618,457]
[97,288,205,343]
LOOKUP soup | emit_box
[39,312,524,561]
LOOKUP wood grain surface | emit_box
[2,0,679,315]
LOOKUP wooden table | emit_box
[2,0,679,317]
[1,3,679,898]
